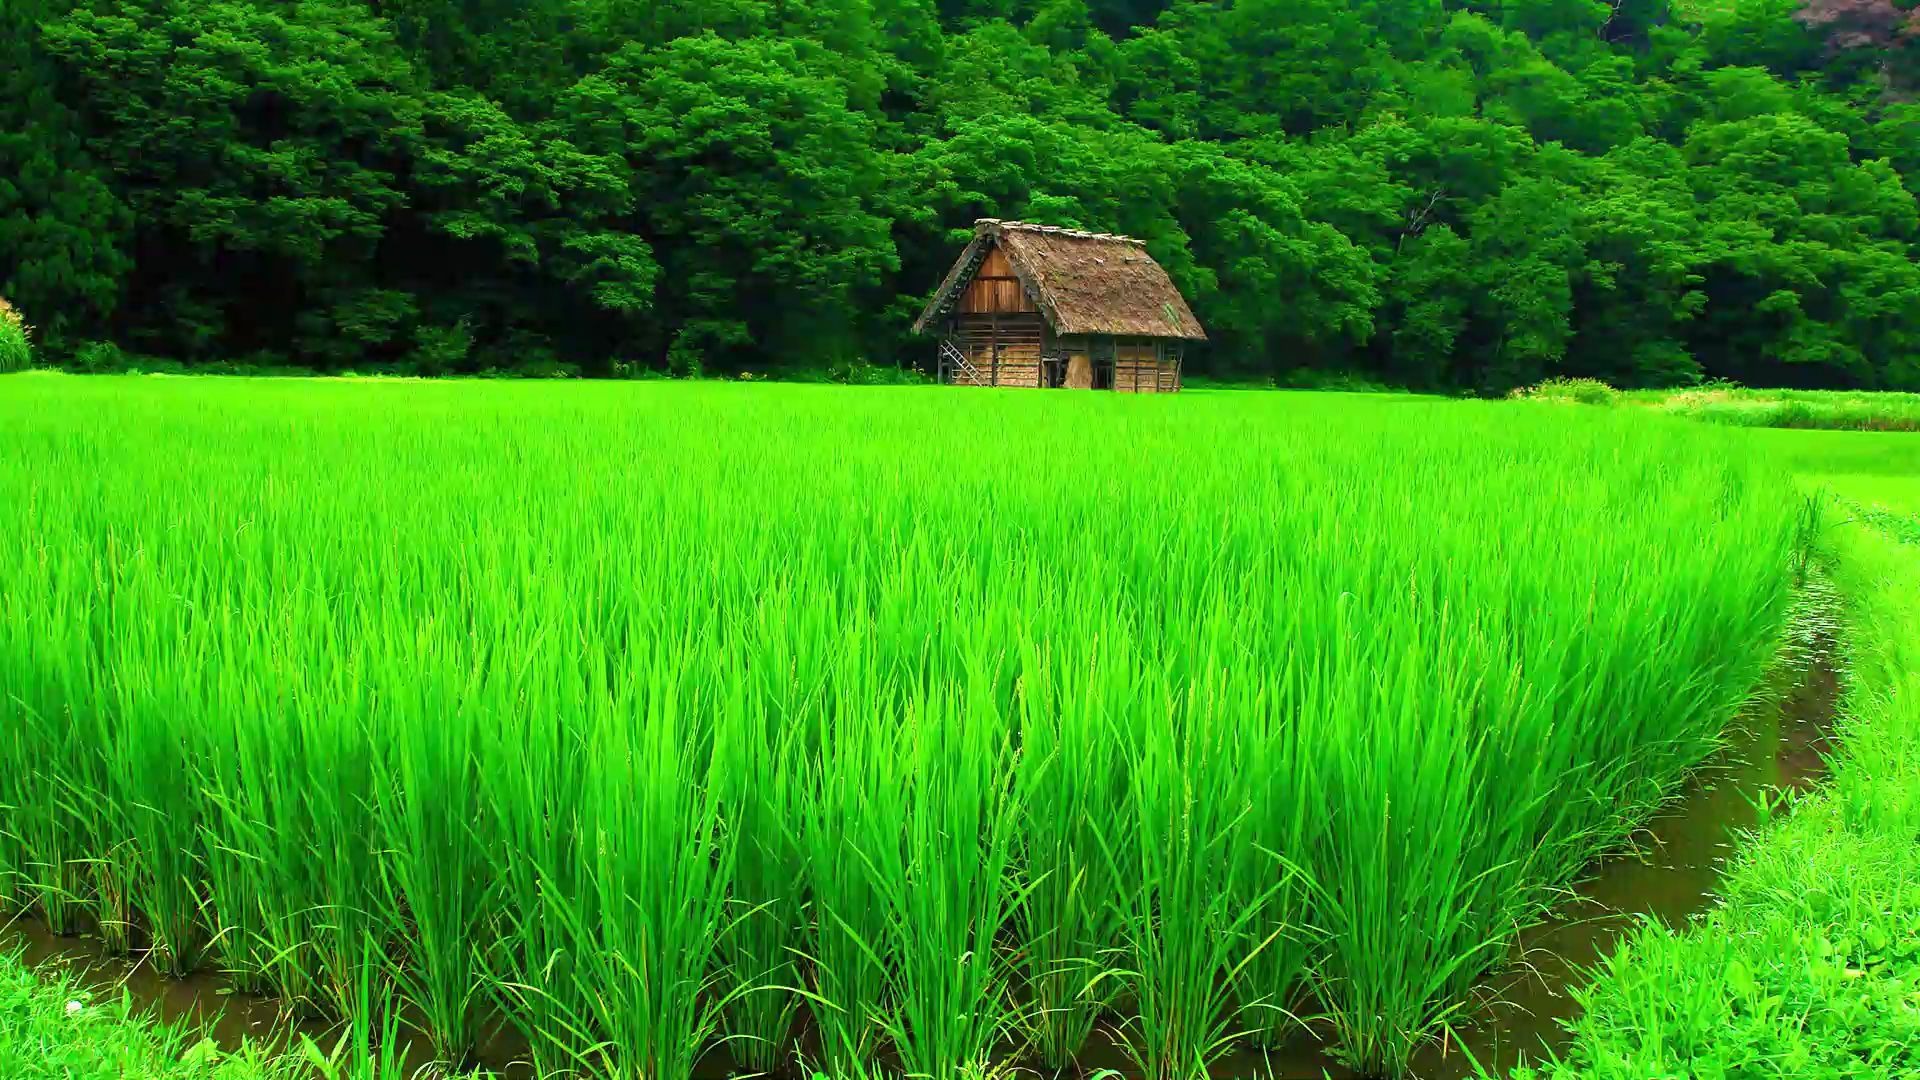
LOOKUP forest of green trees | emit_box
[3,0,1920,390]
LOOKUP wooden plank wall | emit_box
[951,313,1045,387]
[1114,340,1165,394]
[943,327,1182,392]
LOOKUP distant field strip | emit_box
[1639,387,1920,432]
[0,378,1805,1078]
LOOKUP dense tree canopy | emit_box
[4,0,1920,390]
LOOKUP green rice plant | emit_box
[0,533,103,938]
[205,612,378,1017]
[1098,662,1277,1080]
[1010,620,1136,1069]
[1307,615,1518,1075]
[1227,662,1325,1050]
[799,650,908,1078]
[196,663,287,995]
[713,681,808,1074]
[0,805,16,916]
[0,690,45,922]
[85,822,141,956]
[3,695,93,936]
[94,564,216,975]
[0,678,22,915]
[471,636,592,1076]
[217,694,330,1013]
[877,670,1024,1080]
[301,701,391,1026]
[1299,441,1790,1073]
[59,554,147,958]
[8,676,98,938]
[551,647,739,1080]
[197,760,274,991]
[0,539,67,919]
[297,936,413,1080]
[96,688,206,971]
[368,633,492,1066]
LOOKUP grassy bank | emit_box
[0,948,287,1079]
[1508,435,1920,1078]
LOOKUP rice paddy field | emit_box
[0,376,1815,1079]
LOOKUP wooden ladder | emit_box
[940,338,984,385]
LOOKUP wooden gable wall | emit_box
[957,245,1038,315]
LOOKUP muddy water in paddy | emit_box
[0,631,1841,1080]
[0,924,327,1057]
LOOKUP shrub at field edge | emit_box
[0,300,31,373]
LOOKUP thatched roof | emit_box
[913,220,1207,341]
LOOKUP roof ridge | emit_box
[975,217,1145,247]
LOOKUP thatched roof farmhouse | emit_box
[913,219,1204,391]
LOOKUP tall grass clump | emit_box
[0,378,1803,1078]
[1509,376,1617,405]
